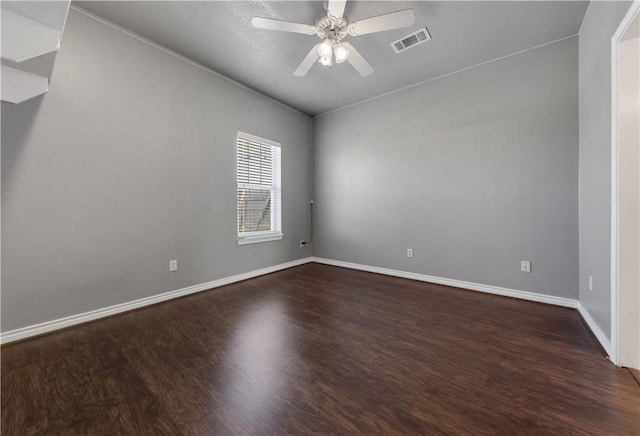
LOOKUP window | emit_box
[236,132,282,244]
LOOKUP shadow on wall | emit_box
[1,97,46,197]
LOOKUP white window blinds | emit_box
[237,132,282,244]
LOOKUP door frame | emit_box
[610,0,640,367]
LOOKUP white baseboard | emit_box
[577,303,613,359]
[0,257,313,345]
[314,257,619,359]
[4,256,605,353]
[311,257,579,309]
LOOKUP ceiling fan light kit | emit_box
[319,54,333,67]
[317,38,334,57]
[334,43,349,63]
[316,40,349,66]
[252,0,416,77]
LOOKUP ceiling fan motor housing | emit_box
[316,15,349,42]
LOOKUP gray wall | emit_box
[1,9,313,332]
[314,36,579,299]
[578,1,632,339]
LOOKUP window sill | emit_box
[237,233,284,245]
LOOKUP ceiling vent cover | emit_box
[391,27,431,53]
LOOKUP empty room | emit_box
[2,0,639,434]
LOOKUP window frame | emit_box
[236,131,283,245]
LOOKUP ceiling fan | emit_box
[251,0,415,77]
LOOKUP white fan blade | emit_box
[342,42,373,76]
[252,17,316,35]
[294,45,320,76]
[348,9,415,36]
[327,0,347,20]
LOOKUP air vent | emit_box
[391,27,431,53]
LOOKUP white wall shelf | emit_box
[1,65,49,104]
[1,1,70,103]
[1,9,61,63]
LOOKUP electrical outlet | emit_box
[169,260,177,272]
[520,260,531,273]
[588,275,593,291]
[300,240,306,248]
[407,248,414,258]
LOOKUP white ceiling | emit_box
[74,1,588,115]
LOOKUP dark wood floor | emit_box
[2,263,639,435]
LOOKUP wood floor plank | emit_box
[2,263,638,434]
